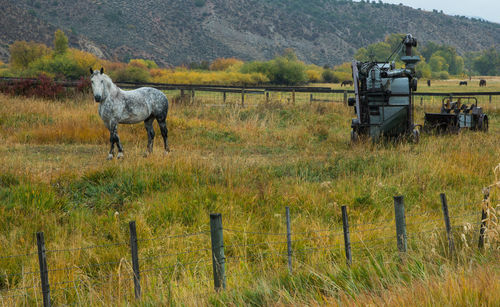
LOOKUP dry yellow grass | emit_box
[338,265,500,306]
[0,89,499,306]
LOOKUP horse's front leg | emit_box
[108,123,124,159]
[107,129,115,160]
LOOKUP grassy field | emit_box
[0,79,499,306]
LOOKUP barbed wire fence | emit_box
[0,192,494,306]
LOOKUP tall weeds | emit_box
[0,91,499,305]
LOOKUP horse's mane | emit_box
[101,73,114,85]
[100,73,120,92]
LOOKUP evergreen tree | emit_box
[54,29,69,56]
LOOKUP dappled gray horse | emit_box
[90,68,170,159]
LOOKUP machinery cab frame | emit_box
[349,34,420,143]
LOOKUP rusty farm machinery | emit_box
[348,34,489,142]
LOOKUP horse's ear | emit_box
[89,67,93,75]
[100,67,104,74]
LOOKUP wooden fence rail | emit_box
[3,76,500,98]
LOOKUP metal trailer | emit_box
[348,34,420,143]
[423,97,489,133]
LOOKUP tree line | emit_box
[354,33,500,79]
[1,30,500,86]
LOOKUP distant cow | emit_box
[341,80,353,87]
[479,79,487,87]
[427,80,431,87]
[459,81,468,86]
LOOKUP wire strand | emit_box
[0,285,38,293]
[45,242,128,254]
[1,270,38,278]
[47,259,123,273]
[139,248,210,262]
[222,228,286,236]
[0,252,37,260]
[137,231,210,242]
[225,240,288,249]
[141,260,211,274]
[350,224,394,234]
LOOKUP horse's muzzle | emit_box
[94,95,102,103]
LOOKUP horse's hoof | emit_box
[164,150,170,155]
[107,154,113,160]
[143,151,150,158]
[117,152,124,159]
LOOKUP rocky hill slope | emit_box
[1,0,499,66]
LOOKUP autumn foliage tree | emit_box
[9,41,51,70]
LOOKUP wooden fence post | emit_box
[241,89,245,107]
[266,92,269,104]
[286,206,292,274]
[394,196,407,253]
[343,91,347,105]
[36,232,51,307]
[210,213,226,291]
[489,95,492,104]
[292,90,296,104]
[223,91,227,104]
[191,90,195,104]
[478,208,488,250]
[310,93,313,103]
[478,194,488,250]
[129,221,141,299]
[341,206,352,266]
[440,193,455,258]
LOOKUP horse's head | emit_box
[90,67,107,103]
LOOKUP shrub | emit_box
[210,58,244,71]
[28,54,86,80]
[151,69,268,86]
[69,48,101,73]
[129,59,158,69]
[76,76,91,93]
[333,62,352,73]
[333,72,352,83]
[306,70,322,83]
[0,74,64,99]
[241,52,308,85]
[431,71,450,80]
[188,61,210,70]
[438,71,450,79]
[34,74,65,98]
[100,60,126,75]
[321,69,338,83]
[9,41,51,71]
[268,56,308,85]
[111,65,151,82]
[8,32,103,80]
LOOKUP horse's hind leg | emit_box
[158,118,170,153]
[144,116,155,156]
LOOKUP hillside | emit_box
[1,0,500,66]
